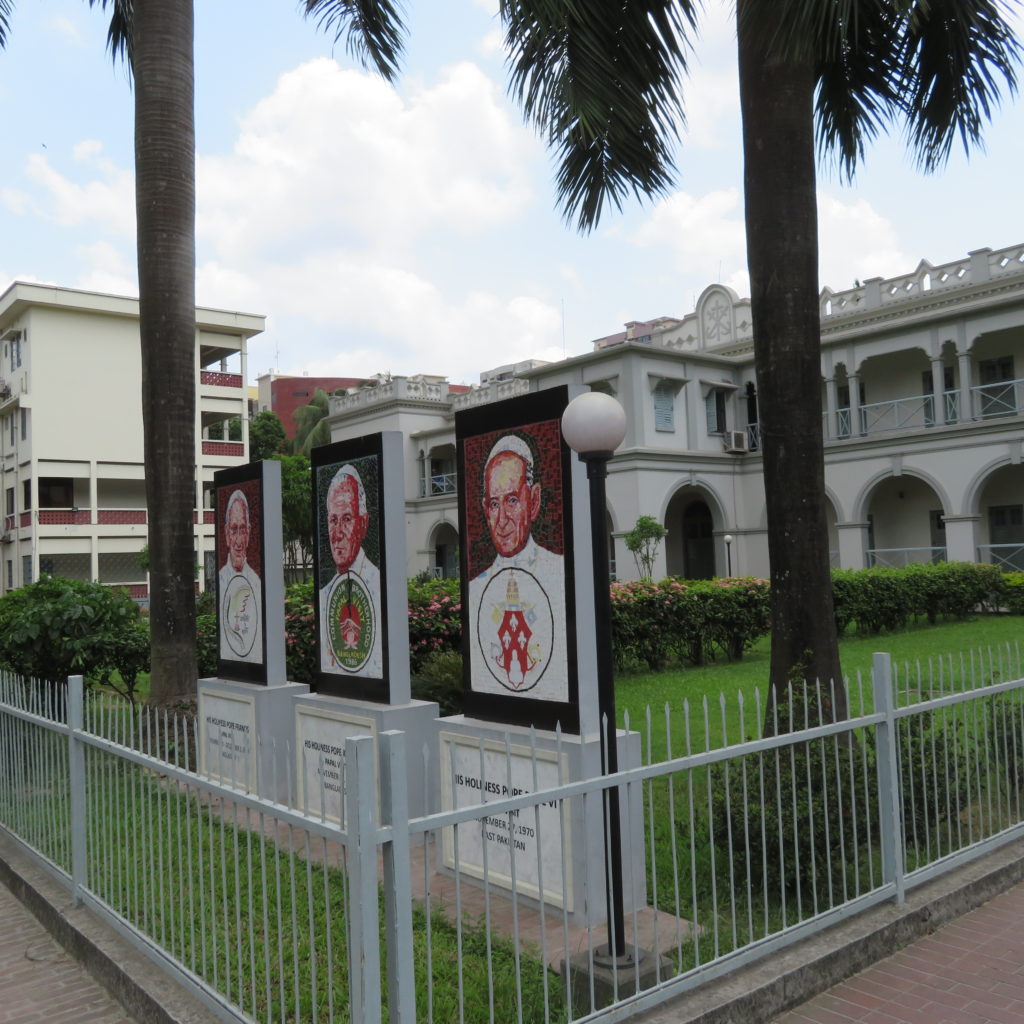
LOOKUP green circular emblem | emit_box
[326,573,375,672]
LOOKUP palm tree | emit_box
[3,1,401,703]
[290,388,333,458]
[498,0,1019,719]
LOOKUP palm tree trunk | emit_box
[737,3,846,725]
[133,0,198,703]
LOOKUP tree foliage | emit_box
[0,576,150,700]
[623,514,668,580]
[290,388,332,458]
[276,453,314,569]
[249,410,287,461]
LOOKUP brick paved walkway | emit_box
[0,884,133,1024]
[772,881,1024,1024]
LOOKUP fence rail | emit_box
[2,643,1024,1023]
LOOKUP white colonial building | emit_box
[0,282,264,599]
[324,243,1024,583]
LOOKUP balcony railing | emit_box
[973,378,1024,420]
[199,370,243,388]
[201,440,245,457]
[420,472,457,497]
[978,543,1024,572]
[824,380,1022,441]
[866,546,947,568]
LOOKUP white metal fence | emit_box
[1,642,1023,1023]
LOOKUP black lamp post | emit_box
[562,391,629,962]
[724,533,733,577]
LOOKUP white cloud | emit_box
[18,146,135,235]
[629,189,747,280]
[75,241,137,297]
[203,250,561,382]
[197,58,535,263]
[817,194,909,292]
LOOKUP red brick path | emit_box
[0,884,133,1024]
[773,882,1024,1024]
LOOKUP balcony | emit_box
[199,370,243,389]
[420,472,457,498]
[823,379,1023,441]
[201,440,245,458]
[866,546,947,568]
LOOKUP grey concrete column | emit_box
[942,514,981,562]
[848,373,863,435]
[824,377,838,440]
[930,356,944,425]
[837,521,870,569]
[958,350,973,421]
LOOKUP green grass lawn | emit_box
[616,614,1024,759]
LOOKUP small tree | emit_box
[624,515,668,580]
[276,454,314,574]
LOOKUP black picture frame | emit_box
[456,386,580,733]
[215,462,269,684]
[311,433,392,702]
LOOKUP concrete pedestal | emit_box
[197,678,310,803]
[292,693,439,823]
[435,716,645,929]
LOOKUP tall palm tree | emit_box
[499,0,1020,719]
[291,388,333,458]
[3,1,402,703]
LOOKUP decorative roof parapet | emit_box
[330,375,450,414]
[450,377,531,411]
[819,243,1024,320]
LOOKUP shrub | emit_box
[407,577,462,674]
[411,650,465,715]
[284,581,317,686]
[1001,572,1024,615]
[0,576,148,696]
[709,684,876,906]
[196,614,218,678]
[831,562,1001,635]
[609,576,769,670]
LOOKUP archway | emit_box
[665,489,718,578]
[975,464,1024,570]
[429,522,459,579]
[863,475,946,566]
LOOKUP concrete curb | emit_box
[0,830,220,1024]
[633,836,1024,1024]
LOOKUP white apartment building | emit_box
[324,242,1024,582]
[0,282,264,599]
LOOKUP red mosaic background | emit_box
[463,417,565,580]
[215,477,263,578]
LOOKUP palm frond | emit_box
[813,0,901,178]
[86,0,133,68]
[501,0,700,232]
[0,0,13,48]
[896,0,1021,171]
[304,0,405,81]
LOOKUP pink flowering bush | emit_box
[407,577,462,673]
[610,576,770,671]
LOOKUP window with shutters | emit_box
[653,380,675,432]
[705,389,727,434]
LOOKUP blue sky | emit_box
[2,0,1022,385]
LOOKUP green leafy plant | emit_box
[0,576,149,699]
[623,515,668,580]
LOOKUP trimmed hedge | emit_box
[831,561,1005,636]
[1002,572,1024,615]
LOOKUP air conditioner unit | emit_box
[1,532,12,544]
[724,430,749,454]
